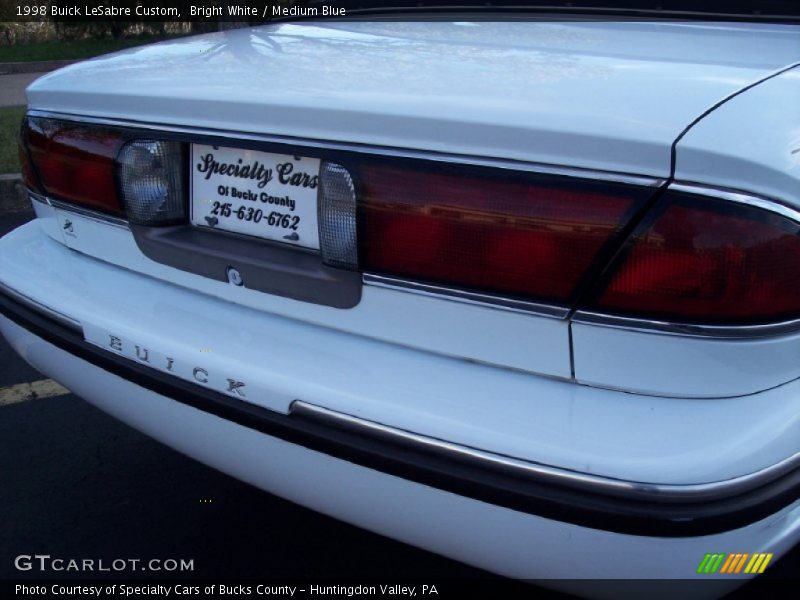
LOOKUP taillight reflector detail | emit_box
[592,193,800,324]
[25,117,125,215]
[358,163,645,303]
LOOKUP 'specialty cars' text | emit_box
[1,8,800,595]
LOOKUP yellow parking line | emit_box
[0,379,69,406]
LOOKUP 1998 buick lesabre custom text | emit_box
[1,9,799,594]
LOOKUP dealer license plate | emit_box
[190,144,321,250]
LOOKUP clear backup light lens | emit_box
[118,140,184,225]
[318,161,358,269]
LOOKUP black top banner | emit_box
[1,1,800,23]
[4,1,315,22]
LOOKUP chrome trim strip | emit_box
[48,198,129,229]
[571,310,800,339]
[28,191,48,206]
[0,282,82,333]
[671,182,800,224]
[26,110,664,187]
[363,274,568,319]
[292,400,800,504]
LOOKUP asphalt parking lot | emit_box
[0,209,796,596]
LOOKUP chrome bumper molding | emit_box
[292,400,800,504]
[0,281,81,332]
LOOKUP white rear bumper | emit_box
[3,315,800,586]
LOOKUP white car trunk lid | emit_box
[26,20,800,178]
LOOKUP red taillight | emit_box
[358,163,646,303]
[18,120,44,194]
[591,193,800,324]
[24,117,125,215]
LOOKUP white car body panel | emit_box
[2,314,800,587]
[25,21,800,178]
[572,322,800,398]
[675,65,800,206]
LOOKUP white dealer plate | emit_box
[190,144,321,250]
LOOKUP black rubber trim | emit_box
[130,224,362,309]
[1,288,799,538]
